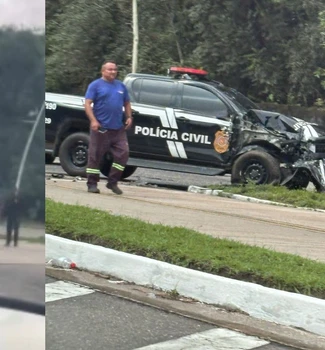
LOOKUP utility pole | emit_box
[132,0,139,73]
[15,103,45,193]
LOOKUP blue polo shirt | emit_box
[85,78,130,129]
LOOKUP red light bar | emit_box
[169,66,208,76]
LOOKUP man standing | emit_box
[84,60,133,195]
[2,190,21,247]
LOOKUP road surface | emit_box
[46,178,325,262]
[46,276,298,350]
[0,240,45,349]
[46,161,231,188]
[0,242,44,303]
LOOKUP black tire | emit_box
[59,132,89,177]
[282,168,310,190]
[45,154,55,164]
[100,156,137,179]
[122,166,137,179]
[231,150,281,185]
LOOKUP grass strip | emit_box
[208,184,325,210]
[46,199,325,299]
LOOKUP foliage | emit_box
[46,0,131,94]
[315,9,325,104]
[0,27,45,222]
[46,0,325,107]
[208,184,325,210]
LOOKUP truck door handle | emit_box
[178,116,189,122]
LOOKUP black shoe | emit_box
[106,183,123,195]
[88,186,100,193]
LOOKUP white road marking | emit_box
[46,281,95,302]
[133,328,269,350]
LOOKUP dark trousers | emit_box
[6,217,20,246]
[86,127,129,187]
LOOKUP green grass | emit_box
[46,199,325,299]
[208,184,325,210]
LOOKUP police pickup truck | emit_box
[45,67,325,191]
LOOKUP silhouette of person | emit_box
[2,190,21,247]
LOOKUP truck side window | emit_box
[182,85,228,118]
[138,80,175,107]
[128,78,142,102]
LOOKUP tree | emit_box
[45,0,325,106]
[46,0,131,94]
[0,27,45,221]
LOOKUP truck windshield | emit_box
[216,85,259,113]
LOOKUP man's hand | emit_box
[125,117,133,130]
[84,99,100,131]
[91,120,101,131]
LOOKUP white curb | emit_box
[46,234,325,337]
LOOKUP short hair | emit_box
[101,59,117,69]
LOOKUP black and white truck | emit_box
[45,67,325,191]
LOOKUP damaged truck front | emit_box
[229,109,325,192]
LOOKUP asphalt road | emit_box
[46,276,297,350]
[46,160,231,188]
[0,242,45,350]
[0,242,44,304]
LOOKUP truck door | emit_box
[174,83,233,165]
[126,78,178,159]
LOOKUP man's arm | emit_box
[124,101,133,129]
[84,99,100,131]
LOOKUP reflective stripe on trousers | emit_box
[86,127,129,187]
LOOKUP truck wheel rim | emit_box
[71,144,87,166]
[243,162,267,183]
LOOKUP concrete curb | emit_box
[46,234,325,338]
[187,185,325,213]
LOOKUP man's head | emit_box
[101,60,118,82]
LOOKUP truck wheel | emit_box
[59,132,89,177]
[100,160,137,179]
[231,150,281,185]
[282,168,310,190]
[100,154,137,179]
[45,154,55,164]
[122,166,137,179]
